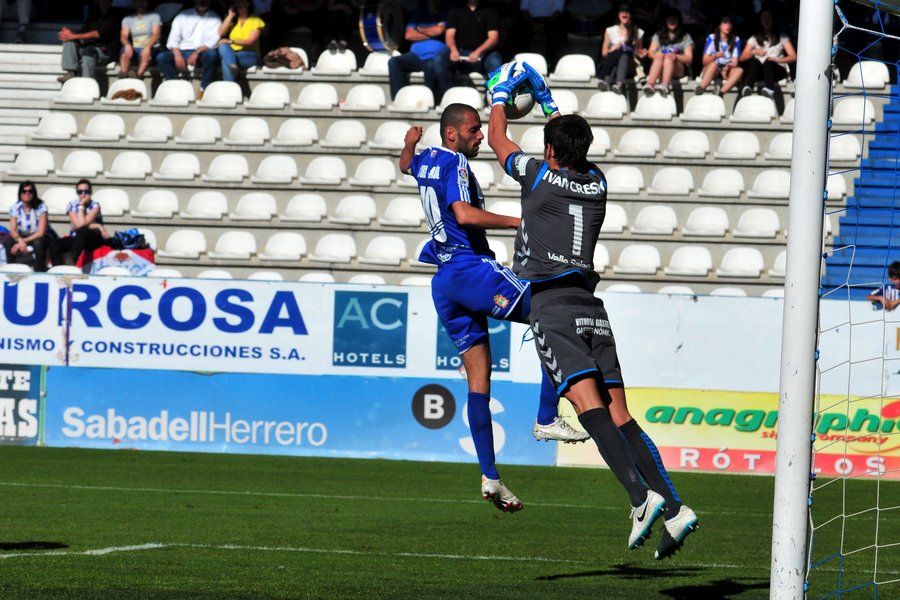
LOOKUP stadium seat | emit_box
[768,250,787,277]
[832,97,876,125]
[781,99,795,124]
[438,86,482,111]
[709,287,747,297]
[379,196,423,226]
[127,115,173,143]
[358,51,393,76]
[631,205,678,235]
[648,167,693,195]
[46,265,83,276]
[604,283,642,293]
[132,189,178,218]
[260,46,308,73]
[203,154,249,182]
[197,269,233,279]
[497,173,521,191]
[600,202,627,233]
[844,60,890,90]
[293,83,339,110]
[299,271,336,282]
[368,121,411,151]
[550,54,595,83]
[41,187,74,215]
[593,244,610,271]
[230,192,277,221]
[486,200,521,219]
[390,84,437,113]
[632,94,677,121]
[309,233,357,263]
[359,235,407,265]
[518,126,545,153]
[419,123,441,148]
[153,152,201,180]
[612,244,661,274]
[829,134,861,161]
[469,161,495,189]
[614,129,660,157]
[545,89,578,115]
[488,238,509,264]
[8,149,54,176]
[78,114,124,141]
[150,79,195,107]
[698,168,745,197]
[312,49,357,75]
[662,130,709,158]
[349,158,396,186]
[224,117,270,145]
[281,193,327,222]
[245,81,290,109]
[299,156,346,185]
[0,185,16,212]
[401,276,432,286]
[681,94,726,122]
[664,246,714,277]
[762,288,785,298]
[272,118,318,146]
[92,188,129,216]
[175,116,221,144]
[657,285,695,295]
[56,150,102,177]
[54,77,100,104]
[589,127,611,156]
[716,247,765,277]
[259,232,307,261]
[0,263,32,274]
[713,131,760,159]
[136,228,157,250]
[157,229,207,259]
[748,169,791,199]
[764,132,792,160]
[330,194,377,224]
[101,78,147,105]
[251,155,298,184]
[104,151,152,179]
[682,206,729,237]
[342,84,387,111]
[247,271,284,281]
[348,274,386,285]
[208,231,257,259]
[734,208,781,238]
[604,166,643,194]
[826,173,846,200]
[514,52,548,75]
[321,119,367,148]
[32,113,77,140]
[146,268,184,278]
[196,81,242,108]
[581,91,628,120]
[180,191,228,220]
[730,96,777,123]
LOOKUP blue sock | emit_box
[467,392,499,479]
[536,370,559,426]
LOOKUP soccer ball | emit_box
[485,61,536,120]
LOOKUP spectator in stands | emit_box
[4,181,50,272]
[445,0,502,78]
[518,0,565,69]
[696,16,743,95]
[50,179,110,268]
[739,8,796,98]
[597,4,645,94]
[867,262,900,311]
[218,0,265,82]
[57,0,120,84]
[642,9,694,96]
[157,0,222,97]
[1,0,31,44]
[118,0,161,79]
[388,0,450,102]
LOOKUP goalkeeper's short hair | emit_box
[544,115,593,168]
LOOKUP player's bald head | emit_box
[440,103,483,158]
[544,115,593,168]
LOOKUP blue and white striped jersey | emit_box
[703,33,742,65]
[8,200,47,235]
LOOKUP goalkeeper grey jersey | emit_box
[504,151,608,289]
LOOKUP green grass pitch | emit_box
[0,446,895,599]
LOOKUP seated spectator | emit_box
[518,0,566,69]
[57,0,120,84]
[867,261,900,311]
[4,181,50,272]
[739,8,796,98]
[218,0,265,82]
[157,0,222,97]
[388,0,450,102]
[643,9,693,96]
[597,3,644,94]
[50,179,110,268]
[1,0,31,44]
[118,0,161,79]
[696,16,743,95]
[446,0,502,78]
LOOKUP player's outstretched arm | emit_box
[487,104,521,169]
[451,200,520,230]
[399,125,423,174]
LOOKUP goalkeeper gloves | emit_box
[488,64,528,107]
[523,63,559,118]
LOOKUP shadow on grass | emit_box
[537,563,706,581]
[660,577,769,599]
[0,541,69,551]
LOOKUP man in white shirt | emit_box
[156,0,221,94]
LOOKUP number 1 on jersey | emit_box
[568,204,584,256]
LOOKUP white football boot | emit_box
[628,490,666,549]
[532,417,591,443]
[655,505,699,559]
[481,476,523,513]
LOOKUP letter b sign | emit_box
[412,384,456,429]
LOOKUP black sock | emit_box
[620,419,683,519]
[578,408,647,506]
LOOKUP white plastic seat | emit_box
[631,205,677,235]
[762,288,785,298]
[658,285,695,295]
[613,245,661,274]
[768,250,787,277]
[46,265,84,275]
[681,94,726,122]
[664,246,713,276]
[582,91,628,119]
[648,167,693,195]
[401,276,432,286]
[709,287,747,297]
[438,86,482,111]
[157,229,206,259]
[245,82,290,109]
[299,271,336,282]
[359,235,407,265]
[349,158,396,186]
[32,113,78,140]
[341,84,387,111]
[0,185,16,212]
[224,117,270,145]
[272,118,318,146]
[293,83,339,110]
[247,271,284,281]
[203,154,249,183]
[260,46,308,73]
[56,150,102,177]
[662,130,709,158]
[259,232,306,261]
[682,207,729,237]
[369,121,411,150]
[230,192,277,221]
[844,60,890,90]
[146,268,184,279]
[734,208,781,238]
[600,202,626,233]
[826,173,846,200]
[104,151,151,179]
[730,96,777,123]
[379,196,423,226]
[175,116,221,144]
[208,231,257,260]
[781,99,795,124]
[605,283,642,293]
[764,132,792,160]
[281,193,327,222]
[714,131,760,159]
[136,228,157,251]
[542,89,578,115]
[497,173,521,191]
[150,79,195,107]
[748,169,791,199]
[698,168,745,197]
[321,119,367,148]
[388,85,435,113]
[8,149,54,176]
[550,54,595,83]
[614,129,660,157]
[519,126,546,153]
[309,233,357,263]
[195,270,232,279]
[299,156,346,185]
[830,135,861,161]
[348,274,386,285]
[589,127,611,157]
[469,161,495,189]
[488,238,509,265]
[593,244,610,272]
[131,189,178,218]
[632,94,677,121]
[0,263,32,274]
[78,114,125,141]
[180,191,228,220]
[127,115,173,143]
[153,152,200,181]
[41,187,75,215]
[419,123,442,149]
[54,77,100,104]
[716,247,765,277]
[196,81,242,108]
[514,52,548,75]
[330,195,377,224]
[358,51,393,76]
[486,200,521,219]
[92,188,129,216]
[604,166,644,194]
[312,49,357,75]
[251,155,298,184]
[101,78,147,104]
[832,97,876,125]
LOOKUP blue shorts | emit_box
[432,256,529,354]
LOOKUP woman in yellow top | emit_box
[217,0,265,82]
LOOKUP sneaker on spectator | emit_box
[740,85,752,97]
[655,84,668,97]
[694,85,705,95]
[15,30,26,44]
[642,84,654,96]
[57,71,75,84]
[597,80,610,92]
[339,40,348,51]
[611,82,624,95]
[327,39,339,53]
[761,86,776,98]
